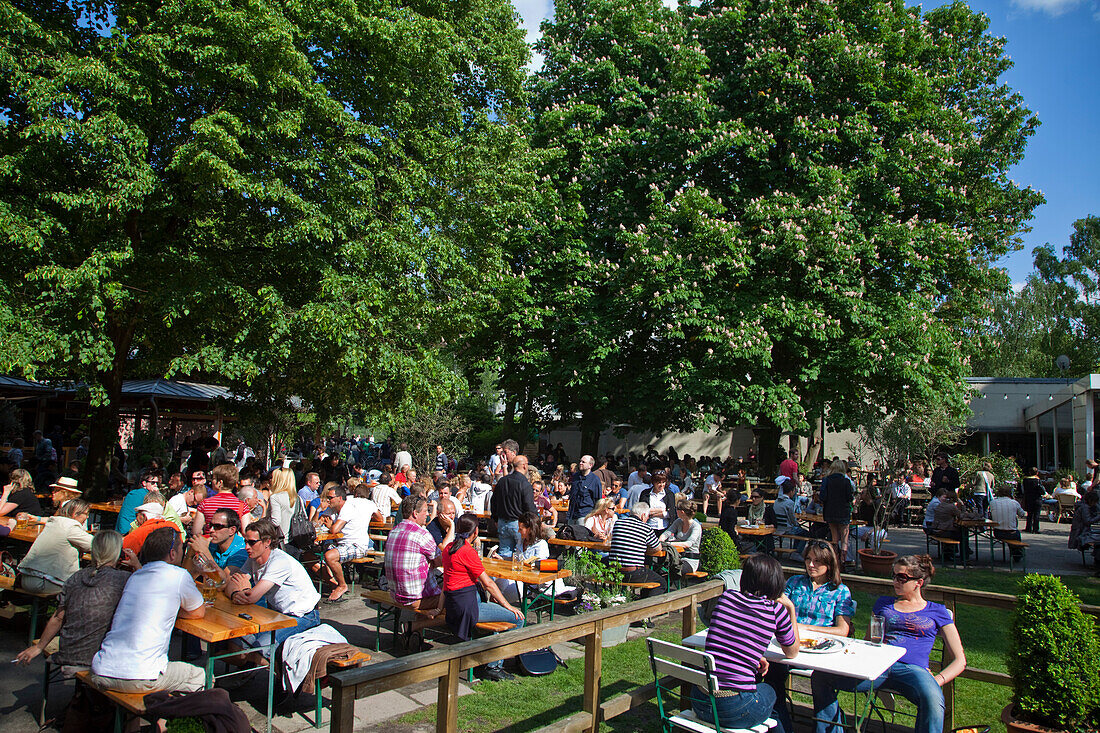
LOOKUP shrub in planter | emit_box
[1007,574,1100,730]
[699,527,741,577]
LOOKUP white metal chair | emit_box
[1056,493,1077,523]
[647,638,777,733]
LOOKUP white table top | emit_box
[682,628,905,681]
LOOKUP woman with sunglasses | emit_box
[811,554,966,733]
[764,541,855,732]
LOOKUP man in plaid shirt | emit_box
[384,495,451,615]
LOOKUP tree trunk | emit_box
[501,393,516,440]
[80,316,137,500]
[579,409,603,457]
[81,376,125,501]
[518,388,534,451]
[805,413,825,469]
[755,421,781,479]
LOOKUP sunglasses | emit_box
[244,538,264,546]
[208,522,230,531]
[892,573,921,584]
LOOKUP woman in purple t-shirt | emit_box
[811,554,967,733]
[701,555,800,730]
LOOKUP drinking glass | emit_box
[202,576,218,605]
[870,614,885,645]
[511,553,521,572]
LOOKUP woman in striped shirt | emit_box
[700,554,800,731]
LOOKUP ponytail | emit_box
[449,513,479,556]
[896,553,936,583]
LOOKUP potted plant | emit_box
[856,494,898,577]
[559,550,632,646]
[1003,574,1100,732]
[699,527,741,576]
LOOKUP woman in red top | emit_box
[441,513,525,681]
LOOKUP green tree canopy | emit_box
[504,0,1043,452]
[0,0,534,492]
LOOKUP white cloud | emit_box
[1011,281,1027,294]
[513,0,552,44]
[1009,0,1082,16]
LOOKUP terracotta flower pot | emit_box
[1001,703,1068,733]
[857,548,897,577]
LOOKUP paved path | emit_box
[851,517,1093,576]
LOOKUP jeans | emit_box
[812,661,944,733]
[246,608,321,658]
[993,528,1023,560]
[778,526,808,555]
[498,520,521,558]
[477,601,524,670]
[690,682,778,731]
[763,664,794,733]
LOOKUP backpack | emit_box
[559,524,596,542]
[517,647,566,676]
[288,498,316,550]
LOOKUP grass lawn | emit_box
[392,571,1097,732]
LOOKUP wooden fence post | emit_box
[437,657,461,733]
[681,594,698,709]
[941,591,957,729]
[583,622,604,733]
[330,682,355,733]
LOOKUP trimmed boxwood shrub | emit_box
[699,527,741,577]
[1008,574,1100,730]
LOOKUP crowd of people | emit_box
[2,429,1088,733]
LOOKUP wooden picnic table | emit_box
[89,501,122,514]
[957,518,998,564]
[547,537,666,557]
[181,584,296,733]
[8,521,45,543]
[480,556,572,621]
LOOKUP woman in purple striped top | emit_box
[700,554,801,730]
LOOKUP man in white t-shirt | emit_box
[627,464,650,489]
[226,518,321,656]
[90,526,206,695]
[371,474,402,517]
[167,483,205,530]
[701,470,725,517]
[393,443,413,476]
[320,485,382,602]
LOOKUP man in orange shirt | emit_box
[123,503,183,555]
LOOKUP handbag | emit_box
[287,499,316,550]
[517,647,565,676]
[0,551,17,582]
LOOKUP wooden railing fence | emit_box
[327,576,1100,733]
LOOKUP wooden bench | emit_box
[75,669,148,733]
[361,590,516,651]
[989,536,1029,572]
[8,582,60,643]
[308,650,372,728]
[926,535,962,568]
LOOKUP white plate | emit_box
[797,635,846,654]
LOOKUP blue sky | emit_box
[512,0,1099,285]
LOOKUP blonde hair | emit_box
[90,530,123,574]
[268,468,298,508]
[586,497,615,520]
[8,468,33,491]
